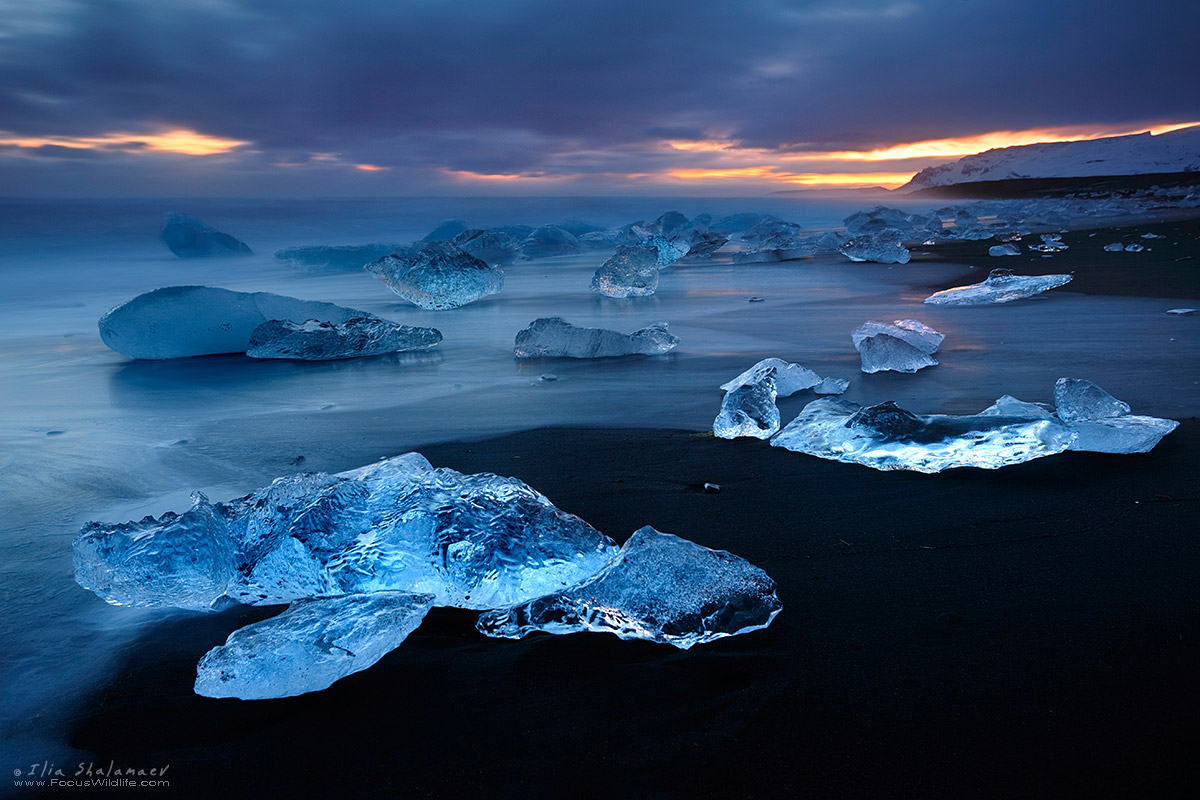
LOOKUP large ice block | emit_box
[160,212,252,258]
[924,268,1073,305]
[246,317,442,360]
[838,230,911,264]
[75,454,621,612]
[1053,378,1132,421]
[770,398,1074,473]
[74,493,237,611]
[852,319,943,374]
[1053,378,1178,452]
[514,317,679,358]
[366,242,503,309]
[476,526,782,649]
[590,245,660,298]
[98,286,373,359]
[194,591,435,699]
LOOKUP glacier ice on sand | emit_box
[514,317,679,358]
[924,268,1073,305]
[98,285,375,359]
[770,398,1075,473]
[590,245,661,298]
[194,591,435,699]
[366,242,504,310]
[246,317,442,361]
[476,526,782,650]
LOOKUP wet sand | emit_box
[65,423,1200,799]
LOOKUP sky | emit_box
[0,0,1197,197]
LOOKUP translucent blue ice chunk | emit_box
[366,242,503,310]
[194,591,435,699]
[590,245,660,298]
[246,317,442,360]
[924,268,1072,305]
[160,212,252,258]
[852,319,943,373]
[514,317,679,358]
[476,526,782,650]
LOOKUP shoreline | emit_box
[61,423,1200,798]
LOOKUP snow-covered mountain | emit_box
[900,125,1200,192]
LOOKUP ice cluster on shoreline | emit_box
[75,455,782,698]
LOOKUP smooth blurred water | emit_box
[1,195,1197,768]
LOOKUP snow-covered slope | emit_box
[900,125,1200,192]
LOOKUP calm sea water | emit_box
[1,195,1196,769]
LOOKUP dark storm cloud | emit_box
[1,0,1197,192]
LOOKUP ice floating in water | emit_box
[1124,243,1146,252]
[770,398,1075,473]
[246,317,442,361]
[812,377,849,395]
[275,244,401,270]
[714,371,781,440]
[1167,308,1197,315]
[453,228,523,266]
[98,286,373,359]
[838,230,911,264]
[514,317,679,358]
[1103,242,1125,252]
[194,591,435,699]
[366,242,503,310]
[160,212,252,258]
[74,493,237,611]
[476,526,782,650]
[852,319,943,373]
[419,219,469,243]
[924,268,1073,305]
[718,358,820,397]
[75,453,621,611]
[522,225,582,258]
[590,245,660,298]
[989,243,1021,256]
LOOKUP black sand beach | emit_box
[64,422,1200,799]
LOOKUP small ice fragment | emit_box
[812,377,849,395]
[194,591,435,699]
[476,526,782,650]
[719,358,819,397]
[1124,243,1145,252]
[702,483,721,493]
[852,319,943,374]
[161,212,252,258]
[540,373,558,381]
[1053,378,1131,422]
[514,317,679,358]
[988,243,1021,256]
[1141,233,1164,239]
[770,398,1074,473]
[1103,243,1125,252]
[366,242,503,310]
[1166,308,1197,315]
[590,245,660,297]
[979,395,1056,419]
[246,317,442,360]
[748,296,765,303]
[74,493,236,611]
[923,268,1072,305]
